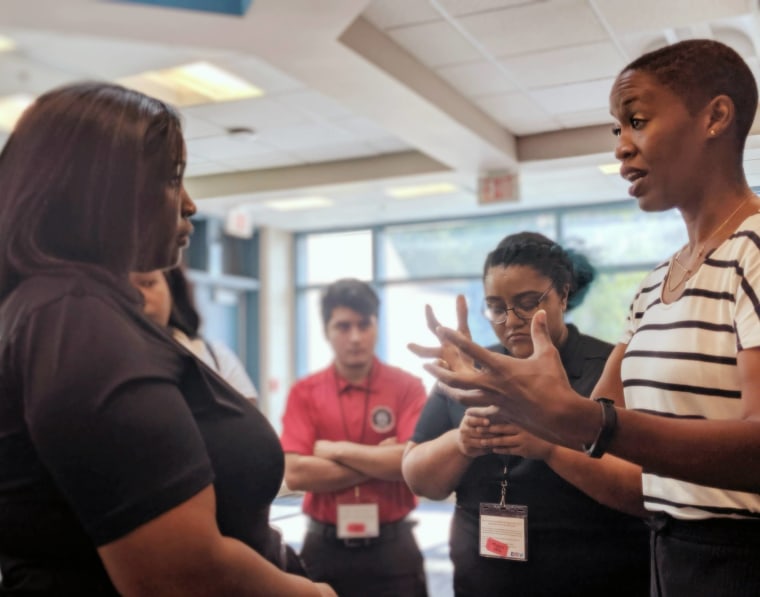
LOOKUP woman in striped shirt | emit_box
[412,39,760,596]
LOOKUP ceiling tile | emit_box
[530,77,616,115]
[293,142,381,163]
[227,152,304,171]
[276,89,357,121]
[457,0,608,58]
[436,59,517,97]
[555,107,615,129]
[183,96,310,131]
[438,0,540,17]
[220,54,304,95]
[181,113,226,140]
[477,92,559,135]
[255,122,358,151]
[594,0,751,35]
[366,136,412,154]
[387,21,483,67]
[501,41,626,89]
[362,0,441,30]
[187,134,281,161]
[185,158,233,177]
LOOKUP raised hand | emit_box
[411,308,572,441]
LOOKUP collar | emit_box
[333,356,379,394]
[557,324,584,381]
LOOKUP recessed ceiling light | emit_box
[385,182,459,199]
[0,35,16,53]
[264,196,334,211]
[117,61,263,107]
[0,94,34,132]
[598,163,621,175]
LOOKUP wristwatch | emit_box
[582,397,618,458]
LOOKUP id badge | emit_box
[479,502,528,561]
[336,503,379,539]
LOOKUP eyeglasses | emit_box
[482,285,553,324]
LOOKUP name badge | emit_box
[479,502,528,561]
[337,503,379,538]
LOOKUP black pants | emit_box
[650,513,760,597]
[300,518,428,597]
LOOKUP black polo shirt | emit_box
[0,268,284,595]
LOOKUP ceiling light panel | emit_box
[0,94,35,132]
[386,182,459,199]
[118,61,263,107]
[264,196,334,211]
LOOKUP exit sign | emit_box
[478,172,519,204]
[116,0,253,16]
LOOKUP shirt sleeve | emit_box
[394,375,428,443]
[207,340,258,399]
[18,293,214,546]
[280,380,317,455]
[411,388,455,443]
[734,240,760,351]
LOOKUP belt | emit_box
[307,517,411,548]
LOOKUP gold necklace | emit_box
[666,198,749,292]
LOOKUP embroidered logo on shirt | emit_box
[370,406,395,433]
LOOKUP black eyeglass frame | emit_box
[482,284,554,324]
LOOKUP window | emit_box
[295,200,688,390]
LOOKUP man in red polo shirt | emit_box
[281,278,428,597]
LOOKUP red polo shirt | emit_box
[280,357,426,524]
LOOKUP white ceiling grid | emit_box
[0,0,760,230]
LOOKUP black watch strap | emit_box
[582,397,618,458]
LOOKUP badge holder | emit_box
[479,464,528,561]
[337,486,379,540]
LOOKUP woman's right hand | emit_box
[410,308,577,443]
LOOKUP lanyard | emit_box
[497,456,511,508]
[334,367,371,444]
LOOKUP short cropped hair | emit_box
[483,231,595,311]
[321,278,379,328]
[0,82,183,300]
[623,39,758,151]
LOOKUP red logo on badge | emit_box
[347,523,366,533]
[485,537,508,557]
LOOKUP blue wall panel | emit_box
[116,0,253,16]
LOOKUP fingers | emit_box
[465,405,500,418]
[455,295,472,339]
[435,326,502,371]
[407,343,442,359]
[529,310,554,356]
[425,304,442,336]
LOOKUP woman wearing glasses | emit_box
[402,231,649,597]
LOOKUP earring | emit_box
[710,129,716,136]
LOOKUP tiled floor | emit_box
[271,493,455,597]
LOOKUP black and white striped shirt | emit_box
[621,213,760,520]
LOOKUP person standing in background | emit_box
[403,232,649,597]
[130,267,258,403]
[281,278,428,597]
